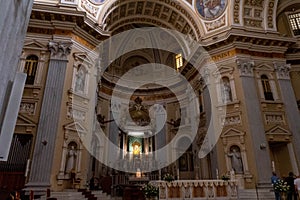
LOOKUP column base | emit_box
[23,182,51,196]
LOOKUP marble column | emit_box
[25,41,72,193]
[275,63,300,172]
[0,0,33,124]
[237,59,272,186]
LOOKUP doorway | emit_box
[269,142,293,178]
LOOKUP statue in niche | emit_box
[227,146,243,174]
[221,78,232,103]
[65,145,77,173]
[75,66,86,93]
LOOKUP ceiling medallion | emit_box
[88,0,105,5]
[196,0,227,20]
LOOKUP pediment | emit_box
[255,64,274,71]
[213,65,234,76]
[266,125,291,135]
[221,128,244,138]
[64,121,87,133]
[73,52,94,67]
[23,40,47,51]
[16,114,36,127]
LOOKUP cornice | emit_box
[30,5,110,41]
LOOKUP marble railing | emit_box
[151,180,238,200]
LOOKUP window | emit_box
[288,12,300,36]
[261,75,274,100]
[24,55,38,85]
[221,77,232,103]
[175,53,183,71]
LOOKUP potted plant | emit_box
[163,173,175,182]
[143,183,159,200]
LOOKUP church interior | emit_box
[0,0,300,199]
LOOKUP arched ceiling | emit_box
[99,0,202,40]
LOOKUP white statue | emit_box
[227,147,243,174]
[221,81,232,103]
[75,68,85,92]
[65,145,77,173]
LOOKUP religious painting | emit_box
[196,0,227,20]
[88,0,105,4]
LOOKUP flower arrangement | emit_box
[163,173,174,182]
[143,183,159,198]
[273,179,290,192]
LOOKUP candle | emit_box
[216,168,219,179]
[272,161,275,172]
[177,169,180,180]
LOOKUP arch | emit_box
[98,0,205,40]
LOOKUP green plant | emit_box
[143,183,159,197]
[273,179,290,192]
[163,173,174,182]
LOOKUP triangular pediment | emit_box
[16,114,36,127]
[221,128,244,138]
[23,40,47,51]
[266,125,291,135]
[73,52,94,67]
[213,65,234,76]
[64,121,87,133]
[255,64,274,71]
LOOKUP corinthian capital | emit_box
[48,41,72,60]
[274,63,291,80]
[236,59,255,76]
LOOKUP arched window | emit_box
[221,77,232,103]
[24,55,38,85]
[261,75,274,100]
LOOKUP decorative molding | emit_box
[265,113,285,124]
[48,41,72,60]
[81,0,99,17]
[204,14,226,31]
[233,0,241,24]
[267,0,276,29]
[236,60,255,77]
[274,63,291,80]
[221,115,241,126]
[67,107,86,121]
[19,102,36,115]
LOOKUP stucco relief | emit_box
[81,0,100,17]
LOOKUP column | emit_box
[0,0,33,124]
[275,63,300,171]
[237,59,272,186]
[25,41,72,192]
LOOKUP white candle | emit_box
[216,168,219,179]
[272,161,275,172]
